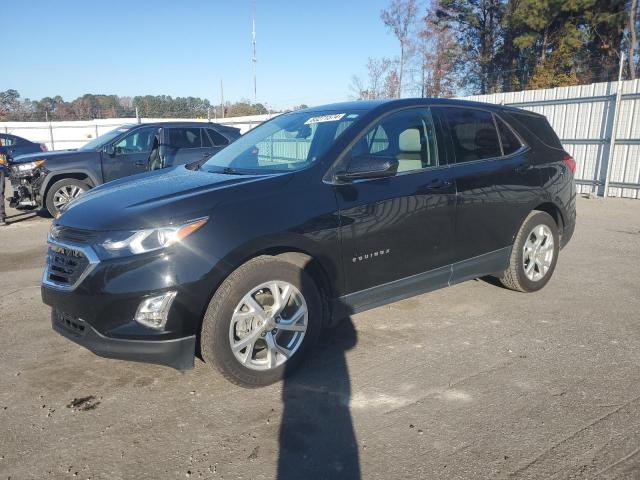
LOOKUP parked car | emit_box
[0,133,47,163]
[42,98,576,387]
[9,122,240,216]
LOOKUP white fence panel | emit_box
[0,115,272,151]
[2,79,640,198]
[462,79,640,199]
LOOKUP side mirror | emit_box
[335,154,398,182]
[104,144,116,156]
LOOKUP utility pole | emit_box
[604,51,625,198]
[220,79,225,119]
[252,0,257,103]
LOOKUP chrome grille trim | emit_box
[42,235,100,291]
[50,225,99,245]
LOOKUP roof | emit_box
[308,97,532,115]
[134,121,234,127]
[131,121,240,131]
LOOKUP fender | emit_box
[41,167,103,196]
[215,230,344,300]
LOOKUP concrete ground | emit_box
[1,195,639,480]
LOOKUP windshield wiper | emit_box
[221,167,248,175]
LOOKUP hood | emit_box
[11,149,81,163]
[58,165,292,231]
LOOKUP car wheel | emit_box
[201,256,323,387]
[45,178,89,217]
[498,210,560,292]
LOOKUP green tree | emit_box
[436,0,504,94]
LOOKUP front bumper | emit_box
[8,167,45,209]
[52,309,196,370]
[42,231,231,371]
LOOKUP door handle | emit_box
[424,178,452,190]
[515,163,532,174]
[135,161,146,166]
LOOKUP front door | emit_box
[102,126,156,182]
[334,107,456,303]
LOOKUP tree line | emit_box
[352,0,639,99]
[0,90,276,122]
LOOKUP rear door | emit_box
[163,127,210,166]
[102,126,156,182]
[440,107,540,279]
[335,106,456,300]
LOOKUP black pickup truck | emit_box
[9,121,240,216]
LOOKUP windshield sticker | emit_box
[116,128,130,132]
[304,113,346,125]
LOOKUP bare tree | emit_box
[350,57,399,99]
[418,1,460,97]
[381,0,419,98]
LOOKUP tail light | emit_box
[40,144,48,152]
[563,153,576,175]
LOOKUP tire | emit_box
[201,255,323,388]
[45,178,90,217]
[498,210,560,293]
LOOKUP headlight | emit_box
[17,160,45,171]
[96,217,208,258]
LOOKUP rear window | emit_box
[0,136,16,146]
[205,128,229,147]
[167,128,201,148]
[509,112,562,149]
[495,116,523,155]
[443,107,502,162]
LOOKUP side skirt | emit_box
[331,246,511,321]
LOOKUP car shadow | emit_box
[478,274,516,290]
[3,209,49,225]
[278,317,361,480]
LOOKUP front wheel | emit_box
[498,210,560,292]
[201,256,322,387]
[45,178,89,217]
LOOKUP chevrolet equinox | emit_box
[43,99,576,387]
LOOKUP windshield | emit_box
[79,126,134,151]
[201,110,362,174]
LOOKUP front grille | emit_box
[54,310,86,337]
[52,226,99,245]
[45,244,90,287]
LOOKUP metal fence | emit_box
[2,80,640,198]
[0,115,271,151]
[462,79,640,199]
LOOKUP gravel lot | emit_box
[1,195,639,480]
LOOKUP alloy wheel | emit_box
[53,184,85,210]
[228,281,308,371]
[522,224,554,282]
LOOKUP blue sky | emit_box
[4,0,403,109]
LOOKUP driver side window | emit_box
[114,127,155,155]
[351,108,439,173]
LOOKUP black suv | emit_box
[42,99,576,387]
[10,121,240,216]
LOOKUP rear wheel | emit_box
[498,210,559,292]
[201,256,322,387]
[45,178,89,217]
